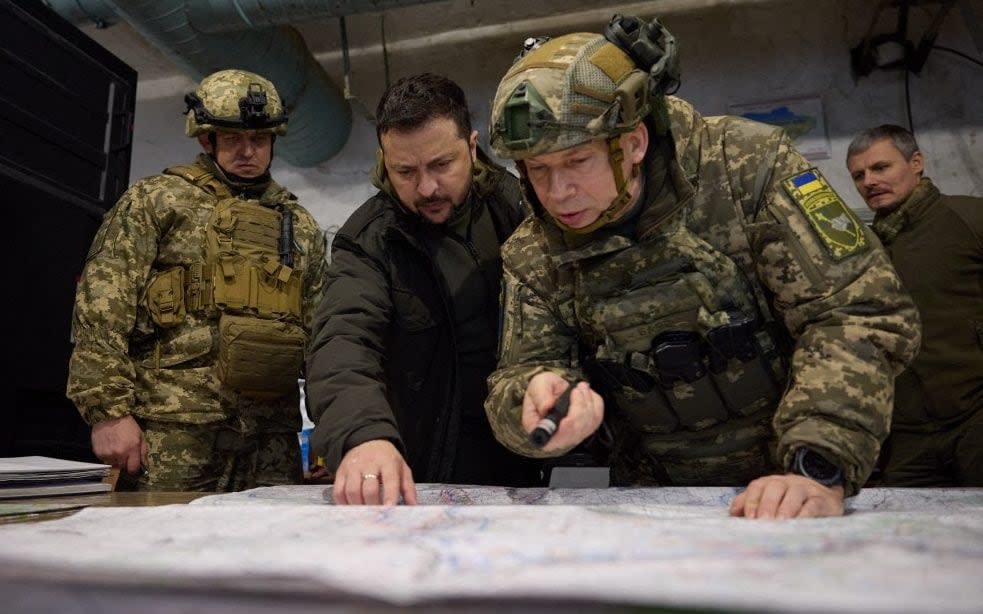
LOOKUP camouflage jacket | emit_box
[486,97,920,495]
[68,154,327,429]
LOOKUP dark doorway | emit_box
[2,0,137,460]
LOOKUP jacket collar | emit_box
[871,177,939,244]
[194,153,289,205]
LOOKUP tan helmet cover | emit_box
[489,33,650,161]
[185,69,288,137]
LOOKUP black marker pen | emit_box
[529,381,581,448]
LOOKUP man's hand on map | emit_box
[333,439,418,506]
[523,373,604,453]
[729,474,845,519]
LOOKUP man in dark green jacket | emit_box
[306,74,540,504]
[847,124,983,486]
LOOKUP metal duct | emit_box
[44,0,118,26]
[185,0,444,33]
[45,0,373,167]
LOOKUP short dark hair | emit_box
[375,73,472,142]
[847,124,920,160]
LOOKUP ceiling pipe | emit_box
[43,0,118,27]
[112,0,352,167]
[44,0,476,166]
[184,0,445,33]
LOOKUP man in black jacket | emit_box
[307,73,541,504]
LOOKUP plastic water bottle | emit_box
[297,379,315,476]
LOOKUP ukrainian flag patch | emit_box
[782,168,867,261]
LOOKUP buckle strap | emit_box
[184,263,214,312]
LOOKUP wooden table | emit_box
[14,491,207,507]
[1,491,209,525]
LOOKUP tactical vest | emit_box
[558,210,787,485]
[144,164,306,398]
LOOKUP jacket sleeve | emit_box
[485,229,583,458]
[66,183,161,425]
[300,219,328,335]
[305,232,404,472]
[747,132,921,494]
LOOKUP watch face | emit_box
[795,448,843,486]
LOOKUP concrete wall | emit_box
[121,0,982,235]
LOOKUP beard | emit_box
[413,174,473,225]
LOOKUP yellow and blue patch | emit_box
[782,168,867,261]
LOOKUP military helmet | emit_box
[184,69,288,137]
[490,15,679,161]
[489,15,679,234]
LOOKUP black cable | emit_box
[381,14,391,90]
[932,44,983,68]
[904,65,914,137]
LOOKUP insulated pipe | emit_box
[45,0,353,166]
[43,0,118,27]
[185,0,446,33]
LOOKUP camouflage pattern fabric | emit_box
[118,418,302,492]
[491,33,636,158]
[68,154,327,490]
[185,69,288,137]
[485,97,921,496]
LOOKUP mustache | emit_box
[414,195,451,208]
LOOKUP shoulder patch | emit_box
[782,168,868,261]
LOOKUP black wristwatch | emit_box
[789,447,845,487]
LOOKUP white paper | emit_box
[0,486,980,612]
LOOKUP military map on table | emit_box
[0,486,981,612]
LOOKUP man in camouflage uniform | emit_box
[68,69,327,491]
[485,16,920,519]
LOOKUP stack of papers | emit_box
[0,456,111,499]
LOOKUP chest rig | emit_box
[145,164,306,398]
[556,209,787,484]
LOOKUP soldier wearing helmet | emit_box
[484,15,921,518]
[68,69,327,491]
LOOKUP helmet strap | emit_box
[204,131,275,182]
[559,135,639,235]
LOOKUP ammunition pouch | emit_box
[704,313,783,417]
[211,254,303,319]
[146,267,187,328]
[556,207,789,485]
[217,314,306,398]
[209,198,303,321]
[584,357,679,435]
[208,200,305,398]
[589,313,784,439]
[183,263,213,314]
[148,167,309,400]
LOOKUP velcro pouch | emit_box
[216,314,306,398]
[146,266,187,328]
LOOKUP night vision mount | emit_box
[184,83,288,130]
[604,13,681,97]
[239,84,271,125]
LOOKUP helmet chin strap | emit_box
[207,133,275,185]
[558,135,639,235]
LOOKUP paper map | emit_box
[1,486,980,612]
